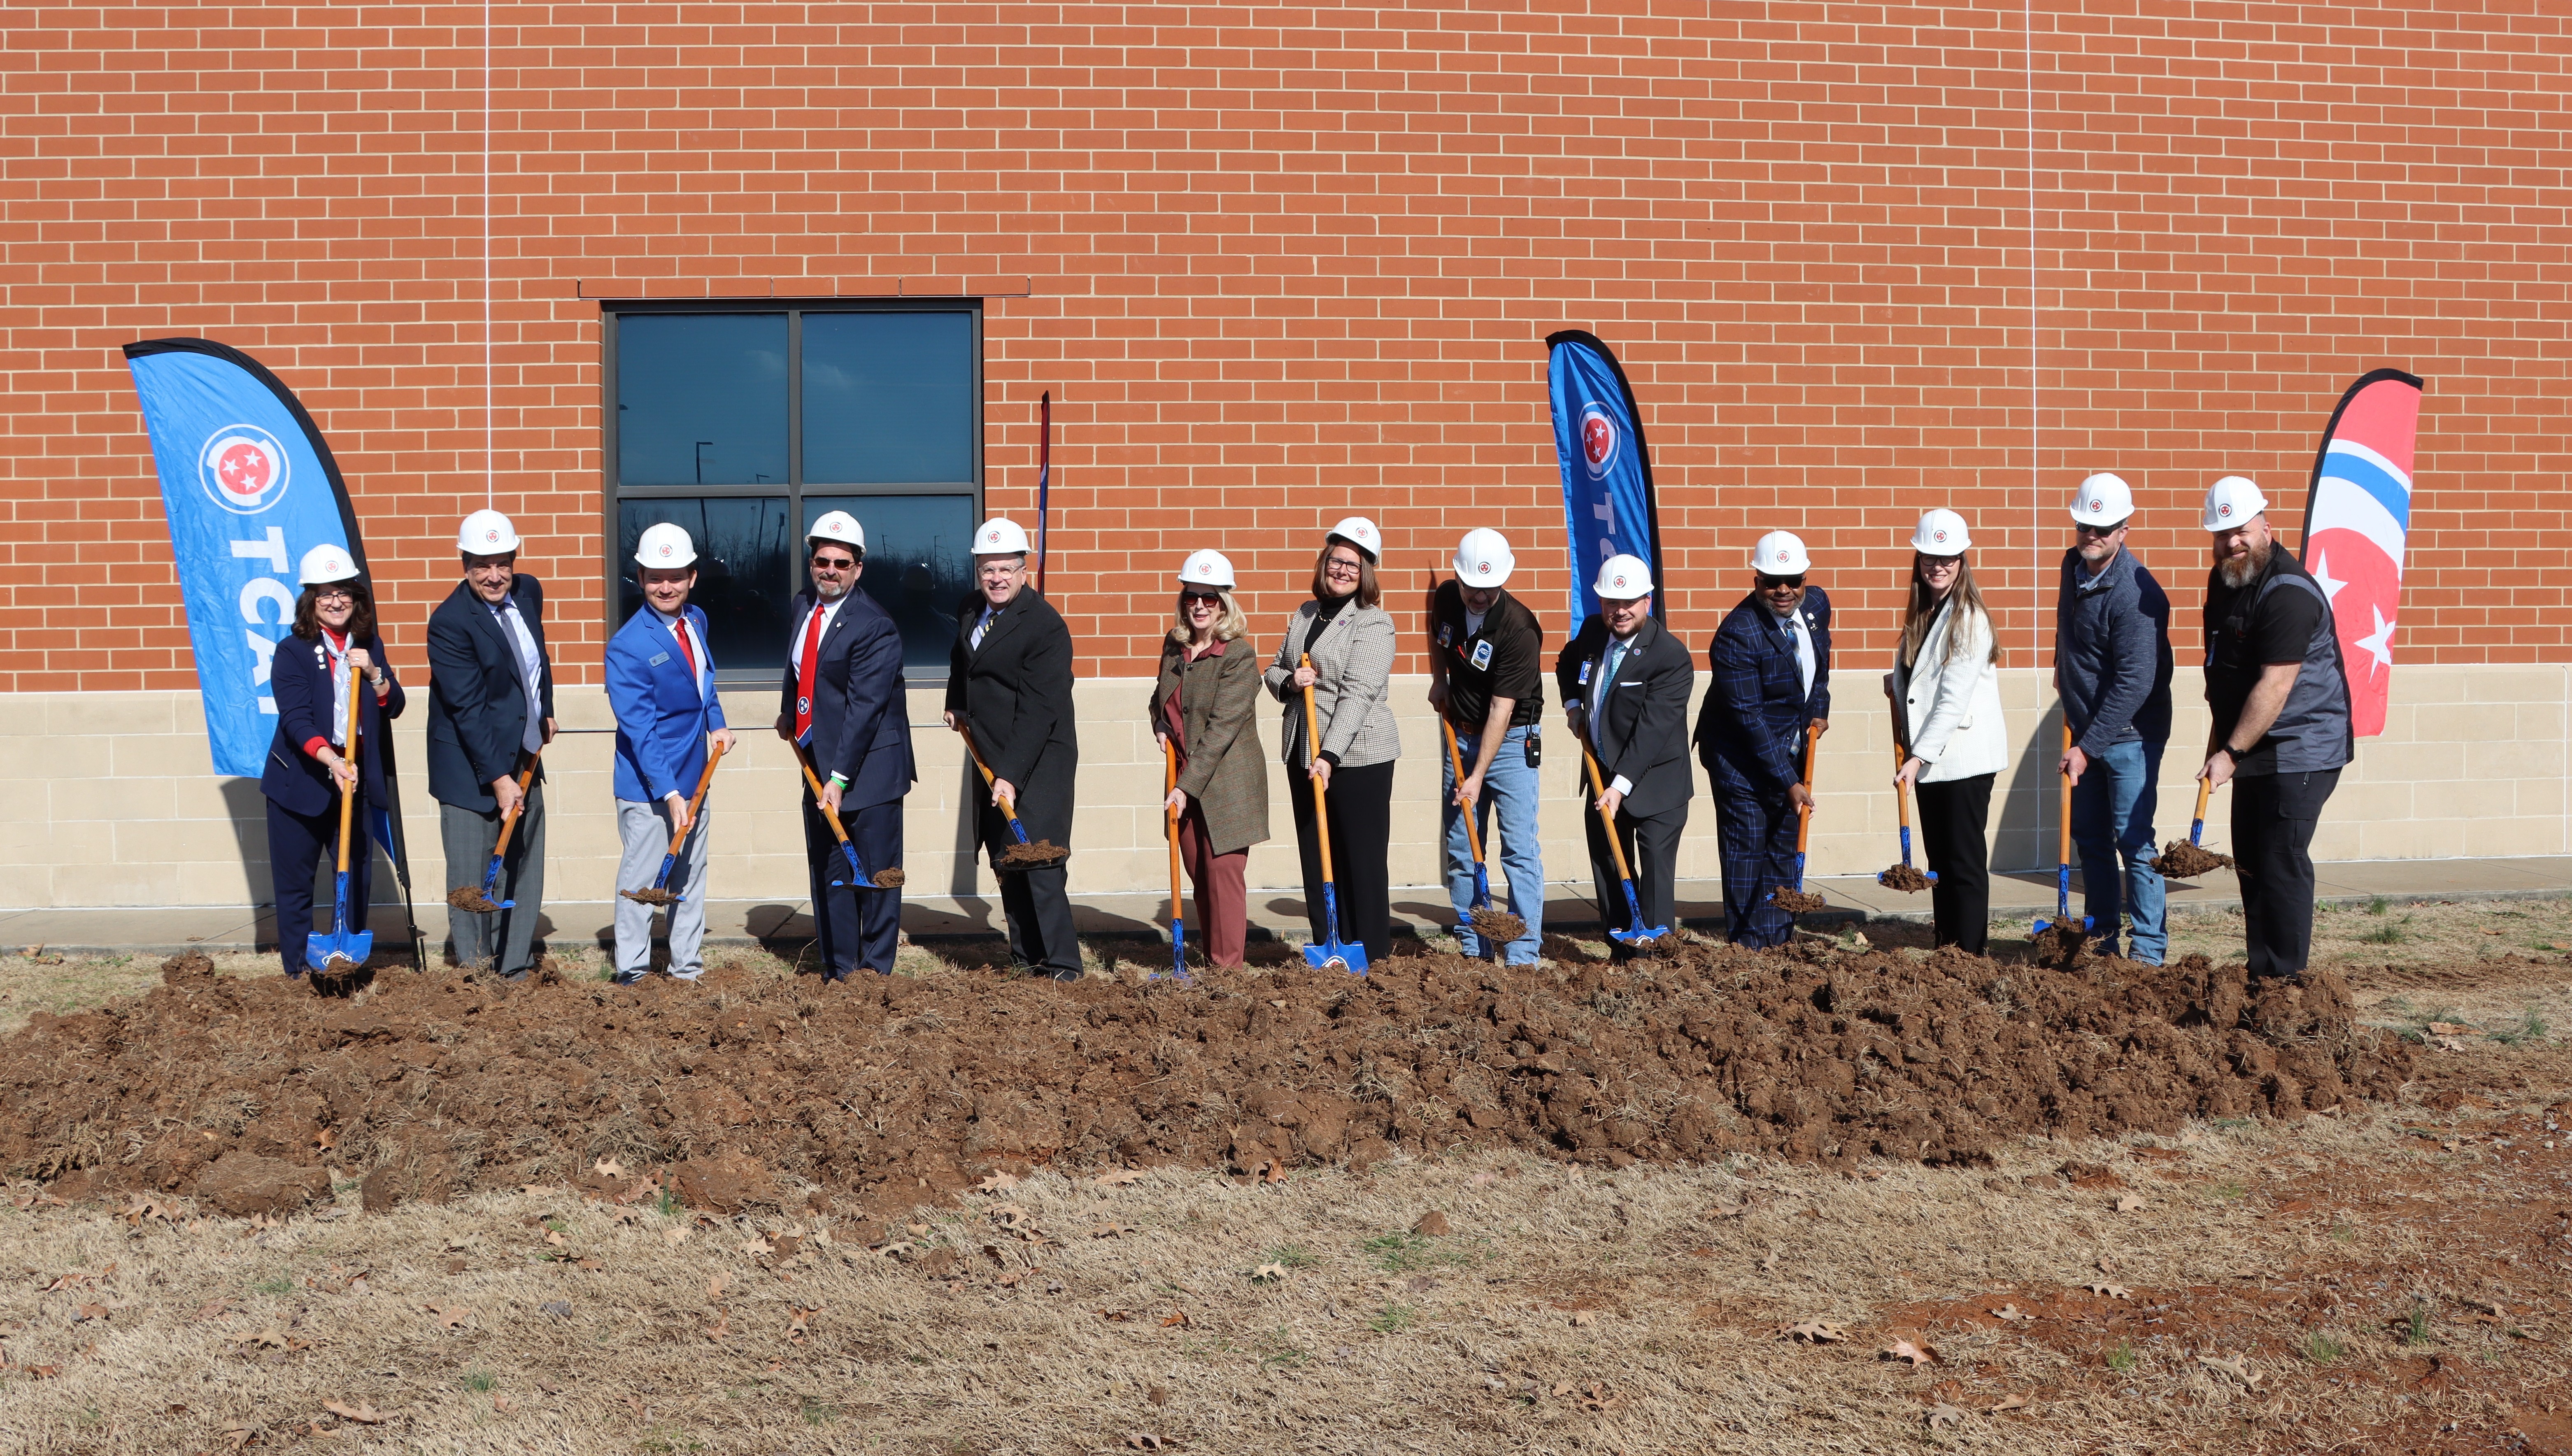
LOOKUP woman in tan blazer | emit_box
[1264,517,1400,963]
[1150,550,1269,969]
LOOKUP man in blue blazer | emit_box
[1693,530,1832,947]
[426,509,556,978]
[608,522,735,983]
[774,509,915,980]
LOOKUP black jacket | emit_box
[944,588,1079,842]
[780,586,916,811]
[261,629,407,819]
[425,576,556,811]
[1558,614,1696,819]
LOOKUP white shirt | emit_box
[797,593,850,663]
[652,607,706,700]
[1785,611,1815,698]
[493,594,545,754]
[319,629,354,748]
[1596,629,1642,797]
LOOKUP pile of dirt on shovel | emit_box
[0,944,2411,1223]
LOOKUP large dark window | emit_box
[605,303,981,677]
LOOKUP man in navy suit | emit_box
[426,509,556,978]
[607,522,735,983]
[1694,530,1832,947]
[774,509,915,979]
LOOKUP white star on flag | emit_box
[2356,602,2396,675]
[2308,547,2347,604]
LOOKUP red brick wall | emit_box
[3,0,2564,691]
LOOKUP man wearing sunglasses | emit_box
[776,511,915,979]
[1694,530,1832,947]
[2055,474,2175,964]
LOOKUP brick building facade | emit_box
[3,1,2566,912]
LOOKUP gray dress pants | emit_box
[614,795,711,981]
[440,781,546,976]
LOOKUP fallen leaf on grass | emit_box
[72,1304,107,1323]
[235,1328,289,1349]
[703,1310,731,1341]
[491,1395,510,1414]
[1881,1339,1939,1366]
[1160,1309,1193,1329]
[322,1401,384,1424]
[1257,1159,1289,1186]
[2199,1352,2261,1388]
[662,1227,689,1247]
[785,1305,819,1341]
[1123,1435,1168,1451]
[1569,1309,1598,1328]
[1988,1393,2032,1412]
[1092,1168,1146,1189]
[2426,1022,2481,1036]
[1990,1303,2037,1323]
[2114,1193,2146,1213]
[422,1303,471,1329]
[2084,1282,2132,1300]
[1708,1198,1749,1219]
[737,1237,774,1257]
[591,1157,626,1179]
[1091,1224,1137,1240]
[973,1171,1019,1193]
[1927,1402,1967,1428]
[1099,1309,1136,1323]
[1248,1263,1288,1283]
[1774,1320,1848,1343]
[706,1274,727,1300]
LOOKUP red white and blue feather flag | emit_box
[2298,368,2424,739]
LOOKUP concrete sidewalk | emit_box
[4,857,2567,957]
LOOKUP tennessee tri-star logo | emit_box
[197,423,291,514]
[1580,404,1617,479]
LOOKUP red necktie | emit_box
[794,605,825,742]
[672,617,699,691]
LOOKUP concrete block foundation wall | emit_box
[8,664,2563,914]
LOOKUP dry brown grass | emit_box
[0,907,2562,1453]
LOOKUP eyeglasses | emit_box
[2075,521,2126,537]
[314,588,355,603]
[809,554,857,570]
[1324,556,1364,577]
[1757,574,1805,590]
[1183,589,1223,603]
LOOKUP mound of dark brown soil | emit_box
[0,946,2409,1221]
[2158,840,2233,878]
[1468,906,1529,946]
[1769,888,1829,913]
[1878,863,1930,892]
[996,840,1068,868]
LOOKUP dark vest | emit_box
[2214,555,2352,775]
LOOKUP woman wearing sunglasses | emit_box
[1885,509,2007,951]
[1149,550,1270,970]
[1265,516,1401,966]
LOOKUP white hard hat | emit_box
[457,509,519,554]
[2070,472,2134,526]
[971,518,1030,556]
[1751,530,1811,576]
[806,510,865,552]
[1452,528,1514,588]
[2202,476,2269,531]
[633,522,698,568]
[1325,516,1381,561]
[1593,553,1653,600]
[1177,549,1236,588]
[1909,508,1972,557]
[298,543,360,586]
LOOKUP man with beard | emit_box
[2197,475,2353,981]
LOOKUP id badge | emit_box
[1469,640,1494,672]
[1438,622,1455,648]
[1576,658,1594,686]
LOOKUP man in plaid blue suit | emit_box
[1692,530,1832,947]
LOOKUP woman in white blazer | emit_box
[1885,509,2007,952]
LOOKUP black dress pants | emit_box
[2231,768,2339,979]
[805,793,903,978]
[980,799,1080,977]
[1291,759,1394,963]
[1586,799,1687,951]
[1912,772,1993,955]
[267,795,375,978]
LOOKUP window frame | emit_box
[599,297,985,684]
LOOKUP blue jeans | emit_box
[1443,725,1543,963]
[2071,737,2167,963]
